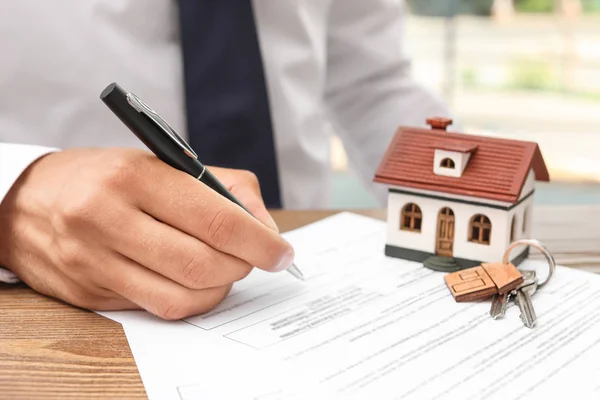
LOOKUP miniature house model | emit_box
[373,117,550,271]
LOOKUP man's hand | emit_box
[0,148,294,319]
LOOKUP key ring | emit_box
[502,239,555,290]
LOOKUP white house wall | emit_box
[518,169,535,201]
[504,169,535,260]
[507,190,535,255]
[387,192,510,263]
[386,168,538,261]
[507,200,533,240]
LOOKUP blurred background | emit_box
[331,0,600,208]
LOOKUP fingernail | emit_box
[273,248,295,272]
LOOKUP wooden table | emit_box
[1,206,599,399]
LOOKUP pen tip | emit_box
[287,264,305,281]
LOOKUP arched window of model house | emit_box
[440,158,455,169]
[469,214,492,245]
[401,203,422,232]
[510,215,517,242]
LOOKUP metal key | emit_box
[490,292,511,319]
[514,275,539,328]
[488,239,556,328]
[490,270,536,319]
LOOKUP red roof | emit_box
[429,139,478,153]
[373,124,550,203]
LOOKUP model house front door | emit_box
[436,207,455,257]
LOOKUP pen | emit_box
[99,82,304,281]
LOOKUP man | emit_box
[0,0,451,319]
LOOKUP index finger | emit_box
[131,159,294,273]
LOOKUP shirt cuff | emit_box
[0,268,19,284]
[0,143,60,283]
[0,143,60,204]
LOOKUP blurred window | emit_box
[403,0,600,184]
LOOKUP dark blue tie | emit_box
[177,1,282,208]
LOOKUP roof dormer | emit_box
[426,117,477,178]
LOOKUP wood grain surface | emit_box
[1,207,599,399]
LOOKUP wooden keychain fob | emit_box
[444,262,524,302]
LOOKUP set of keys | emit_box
[444,239,556,328]
[489,269,538,327]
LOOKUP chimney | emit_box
[427,117,453,131]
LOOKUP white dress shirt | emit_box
[0,0,450,280]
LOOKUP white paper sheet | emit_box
[103,212,600,400]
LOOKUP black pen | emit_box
[100,82,304,281]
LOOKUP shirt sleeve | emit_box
[0,143,59,283]
[324,0,457,206]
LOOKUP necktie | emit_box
[177,1,282,208]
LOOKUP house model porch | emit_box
[373,117,550,272]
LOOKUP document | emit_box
[102,212,600,400]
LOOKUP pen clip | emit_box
[126,92,198,160]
